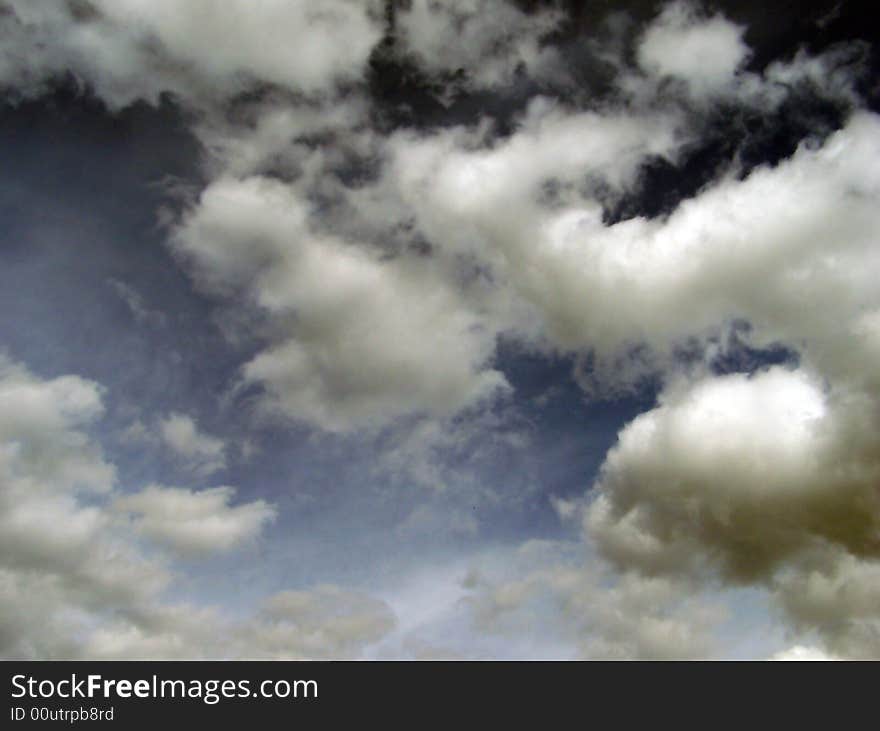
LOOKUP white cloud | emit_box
[24,0,862,444]
[395,0,564,89]
[584,365,880,656]
[637,2,749,96]
[401,110,880,372]
[380,98,686,351]
[87,584,395,660]
[94,0,382,94]
[587,368,834,576]
[147,7,880,658]
[560,107,880,653]
[772,645,839,661]
[248,585,396,659]
[173,175,507,431]
[0,357,393,658]
[0,0,382,107]
[0,358,168,657]
[389,98,682,236]
[461,541,725,659]
[158,412,227,476]
[113,484,276,557]
[2,0,877,660]
[0,358,114,493]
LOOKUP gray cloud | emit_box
[585,365,880,655]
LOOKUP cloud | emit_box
[388,97,683,236]
[462,541,725,659]
[588,368,836,577]
[2,0,878,659]
[395,107,880,368]
[113,484,276,557]
[8,0,863,440]
[0,357,114,493]
[377,98,687,360]
[158,412,227,476]
[534,99,880,660]
[394,0,564,89]
[774,551,880,659]
[585,365,880,656]
[0,356,392,658]
[0,0,383,107]
[636,1,749,96]
[247,585,396,659]
[87,584,395,659]
[172,175,508,431]
[0,357,167,657]
[772,645,839,661]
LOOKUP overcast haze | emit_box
[1,0,879,659]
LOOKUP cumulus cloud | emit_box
[168,74,695,433]
[636,1,749,96]
[8,0,863,438]
[247,585,396,659]
[2,0,878,659]
[173,175,507,431]
[0,357,114,493]
[87,584,395,660]
[394,0,564,89]
[584,365,880,656]
[0,357,166,657]
[389,96,683,219]
[462,541,725,659]
[544,102,880,658]
[393,107,880,368]
[113,484,276,557]
[773,551,880,659]
[589,368,846,576]
[0,0,383,106]
[371,67,880,653]
[158,412,227,476]
[0,357,392,658]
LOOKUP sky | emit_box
[1,0,879,660]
